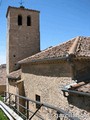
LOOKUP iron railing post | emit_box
[57,111,60,120]
[4,92,80,120]
[29,104,43,120]
[4,92,6,102]
[15,95,17,113]
[9,93,10,106]
[26,100,29,119]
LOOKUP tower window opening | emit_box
[13,55,16,57]
[18,15,22,25]
[27,16,31,26]
[35,94,40,109]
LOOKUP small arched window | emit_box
[27,16,31,26]
[18,15,22,26]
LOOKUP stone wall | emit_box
[8,80,17,102]
[21,61,72,119]
[73,60,90,81]
[7,7,40,73]
[0,85,6,95]
[8,80,25,113]
[21,61,90,120]
[68,95,90,112]
[0,64,6,94]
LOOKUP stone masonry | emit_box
[21,60,90,120]
[6,6,40,73]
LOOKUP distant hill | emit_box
[0,64,6,85]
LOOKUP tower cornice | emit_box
[6,6,40,18]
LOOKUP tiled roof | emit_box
[77,83,90,93]
[18,36,90,64]
[69,81,90,93]
[7,69,21,80]
[18,37,75,64]
[75,37,90,57]
[0,64,6,85]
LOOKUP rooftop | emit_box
[63,81,90,97]
[69,81,90,93]
[18,36,90,64]
[7,69,21,80]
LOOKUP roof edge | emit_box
[7,74,21,80]
[18,56,69,65]
[6,6,40,17]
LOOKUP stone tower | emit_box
[6,6,40,73]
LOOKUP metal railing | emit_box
[4,92,79,120]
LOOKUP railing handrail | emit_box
[5,91,80,120]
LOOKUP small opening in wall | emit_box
[13,55,16,57]
[35,94,40,109]
[18,15,22,26]
[27,16,31,26]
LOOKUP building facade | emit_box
[0,64,6,94]
[6,6,40,73]
[18,36,90,120]
[6,6,90,120]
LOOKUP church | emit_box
[6,6,90,120]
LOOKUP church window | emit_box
[18,15,22,25]
[35,94,40,109]
[27,16,31,26]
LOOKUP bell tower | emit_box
[6,6,40,73]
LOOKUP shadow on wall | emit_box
[67,95,90,112]
[9,80,26,113]
[22,61,72,77]
[74,61,90,82]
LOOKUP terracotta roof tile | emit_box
[69,81,90,93]
[7,69,21,80]
[18,37,75,64]
[18,36,90,64]
[76,83,90,93]
[76,37,90,57]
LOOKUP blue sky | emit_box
[0,0,90,64]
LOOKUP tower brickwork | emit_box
[6,6,40,73]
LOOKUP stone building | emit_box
[0,64,6,94]
[6,6,90,120]
[18,36,90,119]
[6,6,40,73]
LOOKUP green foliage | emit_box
[0,96,8,120]
[0,109,9,120]
[0,96,3,101]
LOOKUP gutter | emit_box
[18,56,69,64]
[62,88,90,97]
